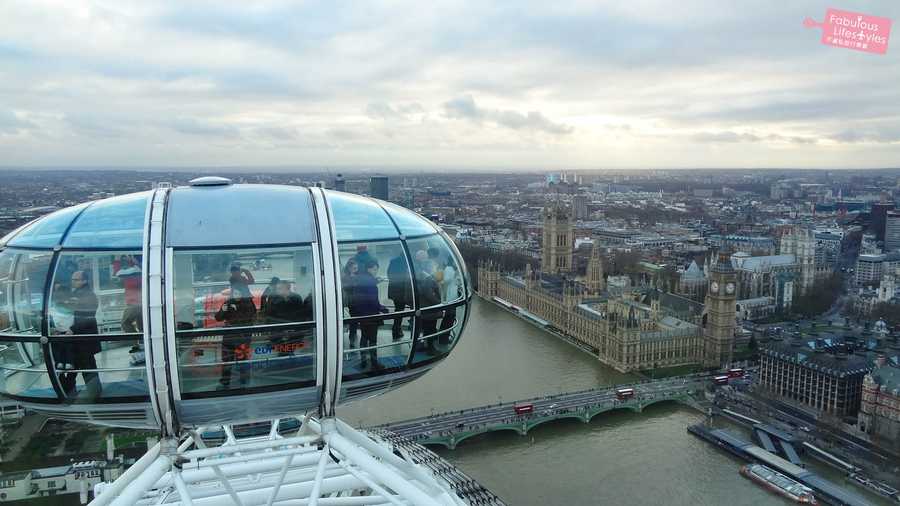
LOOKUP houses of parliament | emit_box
[477,202,738,372]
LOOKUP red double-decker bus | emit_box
[728,368,744,378]
[514,403,534,415]
[616,388,635,400]
[714,375,729,385]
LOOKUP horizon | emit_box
[1,165,900,174]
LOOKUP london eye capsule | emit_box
[0,178,471,432]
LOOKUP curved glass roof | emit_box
[326,191,399,242]
[166,184,316,247]
[379,201,438,236]
[7,203,89,248]
[63,191,151,249]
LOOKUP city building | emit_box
[541,202,574,274]
[0,437,125,502]
[676,260,707,302]
[758,338,886,418]
[707,234,776,255]
[730,252,796,310]
[858,360,900,447]
[478,247,735,372]
[870,203,895,242]
[779,225,816,295]
[585,243,605,294]
[735,296,777,322]
[573,194,589,220]
[702,256,738,368]
[815,231,842,273]
[857,253,886,285]
[885,211,900,252]
[369,175,389,200]
[333,173,346,192]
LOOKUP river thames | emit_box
[338,298,888,505]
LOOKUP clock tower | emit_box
[703,254,737,368]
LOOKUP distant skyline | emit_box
[1,1,899,169]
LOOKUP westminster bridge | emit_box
[372,374,712,450]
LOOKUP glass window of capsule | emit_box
[0,192,151,404]
[330,191,468,379]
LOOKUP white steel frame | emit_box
[90,416,466,506]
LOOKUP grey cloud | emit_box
[165,117,240,138]
[444,95,573,135]
[0,110,34,134]
[65,113,127,139]
[253,126,299,141]
[328,128,362,141]
[828,129,900,144]
[365,102,424,121]
[690,131,818,144]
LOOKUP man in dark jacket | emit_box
[351,260,386,369]
[56,270,102,397]
[262,281,311,324]
[414,257,443,354]
[262,281,313,356]
[215,285,257,389]
[387,254,412,340]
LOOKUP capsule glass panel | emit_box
[172,246,316,397]
[409,300,467,366]
[49,253,143,335]
[0,340,55,399]
[49,338,149,402]
[166,185,316,248]
[406,234,465,309]
[63,192,150,249]
[0,250,52,336]
[378,201,437,237]
[326,191,399,242]
[7,204,88,248]
[338,240,414,379]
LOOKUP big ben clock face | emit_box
[710,281,719,293]
[725,282,735,294]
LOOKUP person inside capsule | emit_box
[52,270,102,397]
[413,250,443,356]
[215,265,256,390]
[352,259,387,370]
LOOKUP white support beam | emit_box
[94,417,469,506]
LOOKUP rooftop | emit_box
[871,365,900,394]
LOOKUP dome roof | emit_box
[0,183,471,433]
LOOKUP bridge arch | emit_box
[585,404,642,422]
[452,425,525,448]
[639,397,682,411]
[524,413,588,432]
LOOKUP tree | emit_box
[870,302,900,327]
[791,273,843,318]
[610,251,640,275]
[748,334,758,351]
[456,243,537,290]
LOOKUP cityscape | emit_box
[2,0,900,505]
[0,169,899,505]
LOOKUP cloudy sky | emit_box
[1,0,898,170]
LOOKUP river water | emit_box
[338,298,889,506]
